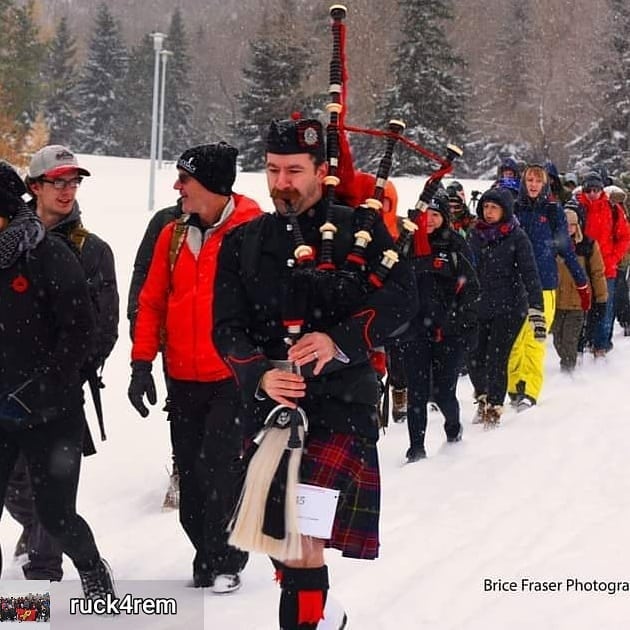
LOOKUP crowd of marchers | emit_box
[1,135,629,630]
[0,592,50,622]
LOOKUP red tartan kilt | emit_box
[300,431,380,560]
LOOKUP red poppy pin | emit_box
[11,274,29,293]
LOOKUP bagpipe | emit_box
[228,4,463,561]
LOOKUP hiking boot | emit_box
[162,466,180,511]
[13,527,30,559]
[484,404,503,428]
[405,444,426,463]
[516,395,536,413]
[78,558,116,601]
[211,573,242,594]
[392,388,407,423]
[472,394,487,424]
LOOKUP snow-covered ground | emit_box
[2,155,630,629]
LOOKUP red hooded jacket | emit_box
[577,191,630,278]
[132,193,262,381]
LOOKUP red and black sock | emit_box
[276,565,329,630]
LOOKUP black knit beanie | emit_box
[0,161,27,220]
[176,142,238,195]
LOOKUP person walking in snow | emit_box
[4,145,118,582]
[128,142,261,592]
[0,160,115,599]
[508,164,590,410]
[400,195,479,461]
[213,117,417,629]
[468,188,543,426]
[552,206,607,372]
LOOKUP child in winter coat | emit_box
[468,188,543,426]
[552,208,608,372]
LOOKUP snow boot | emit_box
[392,388,407,423]
[471,394,487,424]
[516,395,536,413]
[78,558,116,602]
[405,444,426,463]
[484,404,503,428]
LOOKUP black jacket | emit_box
[127,202,182,336]
[213,199,418,440]
[47,204,119,371]
[469,218,543,320]
[409,227,479,339]
[0,234,94,419]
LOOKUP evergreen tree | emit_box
[236,1,316,171]
[569,0,630,176]
[42,16,79,146]
[74,3,128,155]
[0,0,45,126]
[463,0,535,176]
[162,8,195,160]
[364,0,469,175]
[118,34,154,157]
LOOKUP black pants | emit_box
[402,335,463,448]
[468,313,524,406]
[5,454,64,580]
[615,266,630,327]
[0,409,101,576]
[385,340,407,390]
[168,378,248,577]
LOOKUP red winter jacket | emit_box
[577,191,630,278]
[132,194,262,381]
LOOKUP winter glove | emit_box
[576,284,592,311]
[528,308,547,342]
[0,187,23,220]
[128,360,157,418]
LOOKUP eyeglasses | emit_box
[40,177,83,190]
[583,187,601,193]
[177,172,192,185]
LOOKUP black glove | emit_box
[128,360,157,418]
[528,308,547,342]
[0,187,23,221]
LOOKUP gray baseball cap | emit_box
[28,145,91,179]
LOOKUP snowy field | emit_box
[2,155,630,629]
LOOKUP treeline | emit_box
[2,0,630,178]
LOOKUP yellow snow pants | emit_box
[507,290,556,402]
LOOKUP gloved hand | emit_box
[528,308,547,342]
[0,187,23,221]
[127,360,157,418]
[576,284,592,311]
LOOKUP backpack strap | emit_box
[169,215,189,273]
[68,223,90,254]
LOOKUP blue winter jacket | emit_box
[514,190,587,290]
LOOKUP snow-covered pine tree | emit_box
[568,0,630,177]
[162,8,195,161]
[235,0,315,171]
[0,0,45,127]
[117,34,154,158]
[42,16,79,146]
[363,0,469,176]
[74,3,128,155]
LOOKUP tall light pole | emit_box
[158,49,173,169]
[148,32,166,212]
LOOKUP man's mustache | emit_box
[270,188,300,206]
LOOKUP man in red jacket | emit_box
[577,171,630,355]
[127,142,262,592]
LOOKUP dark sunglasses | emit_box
[39,177,83,190]
[177,172,192,185]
